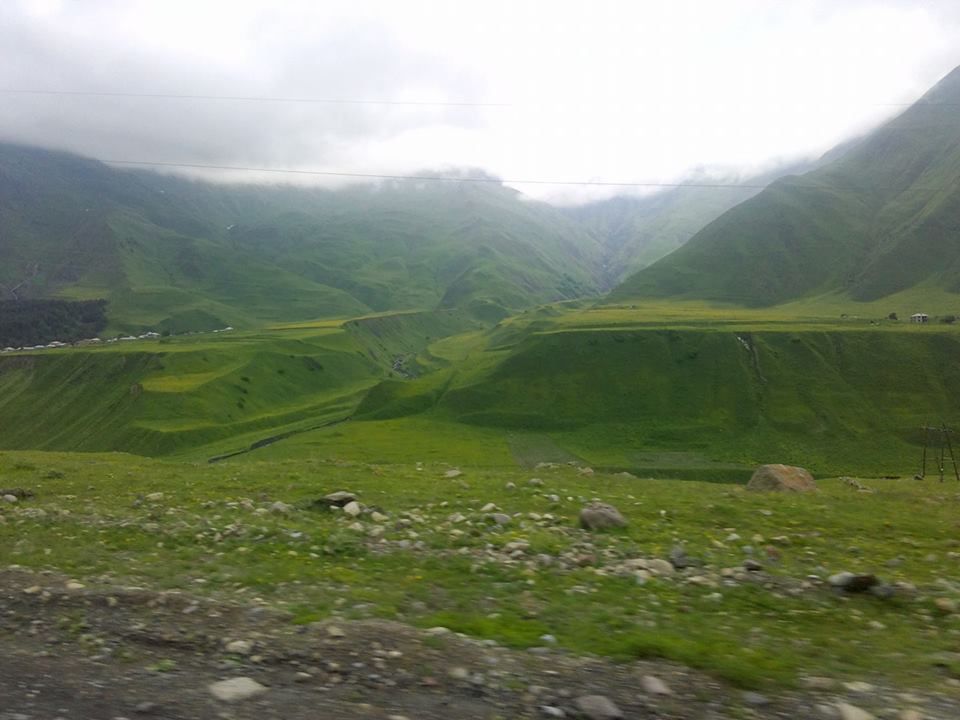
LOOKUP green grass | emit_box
[4,449,960,692]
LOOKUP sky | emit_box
[2,0,959,203]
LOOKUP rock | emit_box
[491,513,512,525]
[270,501,292,514]
[646,559,675,576]
[579,503,626,530]
[208,677,268,702]
[326,625,346,638]
[640,674,672,696]
[843,681,875,694]
[835,703,875,720]
[743,559,764,572]
[225,640,253,655]
[829,573,879,593]
[742,691,770,706]
[448,666,470,681]
[669,545,692,569]
[574,695,623,719]
[444,469,463,478]
[898,711,922,720]
[800,676,837,690]
[935,597,957,614]
[321,491,357,507]
[747,464,817,492]
[145,492,164,502]
[370,511,388,523]
[540,706,566,718]
[2,494,17,504]
[65,580,85,591]
[480,503,497,512]
[343,501,362,517]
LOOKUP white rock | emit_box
[145,492,164,502]
[270,501,292,514]
[480,503,497,513]
[65,580,85,591]
[225,640,253,655]
[370,511,388,523]
[444,469,463,478]
[646,559,675,576]
[2,494,17,504]
[326,625,346,638]
[836,703,875,720]
[641,674,672,695]
[449,666,470,680]
[208,677,268,702]
[343,501,362,517]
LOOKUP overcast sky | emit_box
[2,0,959,203]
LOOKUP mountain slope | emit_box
[611,65,960,306]
[0,145,604,333]
[564,161,818,286]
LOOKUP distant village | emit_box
[1,327,234,354]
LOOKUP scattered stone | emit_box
[270,501,292,514]
[747,464,817,492]
[326,625,346,638]
[640,674,672,696]
[491,513,512,525]
[574,695,623,719]
[65,580,85,591]
[579,503,626,530]
[145,492,164,502]
[540,706,566,718]
[935,597,957,614]
[480,503,497,512]
[2,494,18,504]
[669,545,693,569]
[743,559,764,572]
[370,511,388,523]
[343,501,362,517]
[843,681,875,694]
[898,710,923,720]
[448,666,470,681]
[835,703,875,720]
[742,691,770,706]
[225,640,253,655]
[321,491,357,507]
[829,573,879,593]
[444,469,463,478]
[646,559,675,576]
[208,677,268,702]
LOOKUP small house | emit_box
[911,313,929,324]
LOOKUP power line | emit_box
[103,158,955,192]
[0,88,509,108]
[102,160,775,188]
[3,87,960,109]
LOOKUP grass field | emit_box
[3,449,960,692]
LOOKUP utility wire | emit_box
[103,158,955,192]
[3,87,960,108]
[0,88,509,107]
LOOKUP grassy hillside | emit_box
[612,65,960,307]
[0,145,603,335]
[564,160,818,285]
[347,304,960,477]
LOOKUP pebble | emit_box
[208,677,268,702]
[65,580,85,591]
[225,640,253,655]
[2,494,17,504]
[326,625,346,638]
[343,501,362,517]
[574,695,623,719]
[935,597,957,614]
[448,666,470,681]
[540,706,566,718]
[640,674,672,695]
[836,703,875,720]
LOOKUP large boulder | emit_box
[747,464,816,492]
[579,502,627,530]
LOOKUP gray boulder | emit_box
[747,464,816,492]
[579,503,626,530]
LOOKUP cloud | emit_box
[1,0,958,201]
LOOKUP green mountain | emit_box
[612,65,960,306]
[563,161,817,286]
[0,144,604,334]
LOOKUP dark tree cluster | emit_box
[0,299,108,347]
